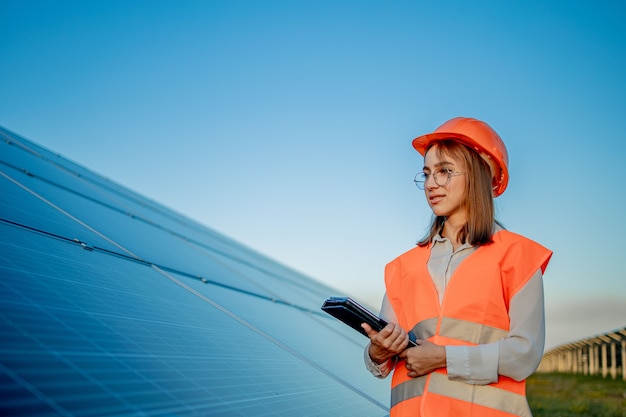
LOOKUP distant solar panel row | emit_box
[0,126,390,416]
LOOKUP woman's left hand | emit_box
[398,339,447,378]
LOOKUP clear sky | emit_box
[2,0,625,350]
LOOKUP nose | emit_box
[425,174,439,189]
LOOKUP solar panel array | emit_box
[0,126,390,416]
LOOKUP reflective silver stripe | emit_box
[428,373,532,417]
[390,376,427,408]
[411,318,438,339]
[439,317,508,345]
[410,317,507,345]
[391,374,530,416]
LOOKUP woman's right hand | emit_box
[362,322,410,364]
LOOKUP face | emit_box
[422,144,468,222]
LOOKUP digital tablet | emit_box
[321,296,417,347]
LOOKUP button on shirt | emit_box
[364,228,546,385]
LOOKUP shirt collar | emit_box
[431,222,503,248]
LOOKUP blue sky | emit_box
[1,0,625,350]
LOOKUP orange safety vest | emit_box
[385,230,552,417]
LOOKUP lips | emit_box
[428,194,445,204]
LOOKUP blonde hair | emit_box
[417,139,497,247]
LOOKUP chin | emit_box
[430,208,449,217]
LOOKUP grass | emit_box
[527,372,626,417]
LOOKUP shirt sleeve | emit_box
[364,345,397,378]
[363,293,399,379]
[445,269,545,384]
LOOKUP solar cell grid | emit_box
[0,127,390,416]
[0,172,124,254]
[0,230,388,415]
[1,128,220,234]
[2,131,279,271]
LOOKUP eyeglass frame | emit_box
[414,168,465,190]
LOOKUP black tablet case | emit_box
[321,296,417,346]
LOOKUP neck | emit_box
[441,217,466,250]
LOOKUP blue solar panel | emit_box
[0,126,390,416]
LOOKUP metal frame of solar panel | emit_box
[0,126,390,416]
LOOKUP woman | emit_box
[362,117,552,417]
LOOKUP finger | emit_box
[390,336,407,353]
[361,322,375,337]
[377,322,396,338]
[386,324,405,343]
[391,329,409,348]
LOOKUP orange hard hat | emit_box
[412,117,509,197]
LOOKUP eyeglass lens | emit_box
[414,169,451,189]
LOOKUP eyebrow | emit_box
[422,161,454,171]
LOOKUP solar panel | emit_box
[0,126,390,416]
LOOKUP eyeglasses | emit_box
[414,168,465,190]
